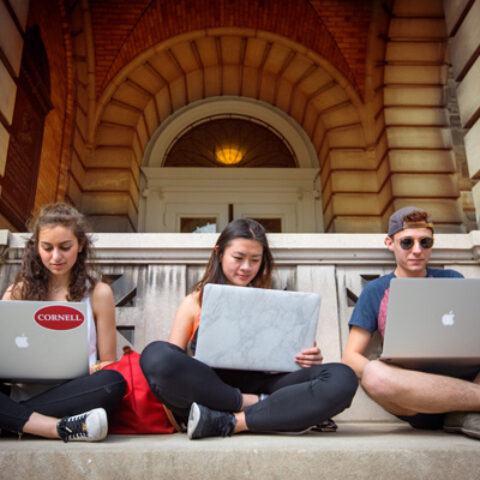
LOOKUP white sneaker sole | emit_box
[187,403,201,440]
[444,425,480,440]
[85,408,108,442]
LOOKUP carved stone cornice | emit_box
[3,231,480,266]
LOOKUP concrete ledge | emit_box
[2,423,480,480]
[4,231,480,265]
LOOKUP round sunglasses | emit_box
[398,237,434,250]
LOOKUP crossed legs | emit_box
[141,340,358,433]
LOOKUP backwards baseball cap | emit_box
[387,206,434,237]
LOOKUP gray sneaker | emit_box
[57,408,108,442]
[443,412,480,440]
[187,403,236,440]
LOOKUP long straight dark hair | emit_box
[193,218,274,303]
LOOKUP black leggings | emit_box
[140,341,358,432]
[0,370,126,434]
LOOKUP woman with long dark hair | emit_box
[141,218,357,439]
[1,203,125,442]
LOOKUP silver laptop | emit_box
[0,300,89,382]
[194,284,321,372]
[380,278,480,370]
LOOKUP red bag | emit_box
[103,346,175,434]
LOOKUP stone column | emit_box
[385,0,464,231]
[444,0,480,227]
[0,1,29,228]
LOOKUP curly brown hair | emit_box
[10,203,97,301]
[193,218,274,304]
[402,210,431,224]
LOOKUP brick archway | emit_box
[67,1,465,233]
[78,28,368,232]
[90,0,366,100]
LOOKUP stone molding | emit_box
[3,231,480,266]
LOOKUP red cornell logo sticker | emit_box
[34,305,85,331]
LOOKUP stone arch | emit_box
[142,97,318,169]
[140,96,323,233]
[73,28,374,231]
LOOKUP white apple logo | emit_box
[15,334,29,348]
[441,310,455,326]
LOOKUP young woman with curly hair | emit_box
[1,203,125,442]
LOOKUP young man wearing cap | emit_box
[342,206,480,439]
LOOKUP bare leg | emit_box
[240,394,259,411]
[22,412,60,439]
[233,394,260,432]
[233,412,248,433]
[362,360,480,416]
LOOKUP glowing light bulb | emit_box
[215,147,243,165]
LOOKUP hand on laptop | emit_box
[295,341,323,368]
[90,361,115,374]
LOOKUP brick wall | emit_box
[91,0,372,99]
[310,0,371,97]
[27,0,73,209]
[444,0,480,227]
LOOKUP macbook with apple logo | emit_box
[0,300,89,382]
[380,278,480,372]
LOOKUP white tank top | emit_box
[81,292,98,366]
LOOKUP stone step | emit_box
[1,423,479,480]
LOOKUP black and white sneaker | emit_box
[57,408,108,442]
[187,402,236,440]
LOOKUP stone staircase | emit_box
[2,422,480,480]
